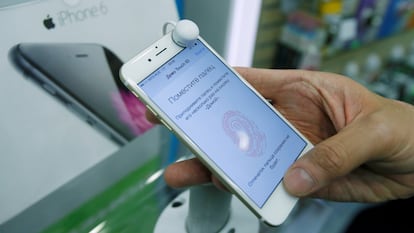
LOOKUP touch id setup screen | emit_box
[139,40,307,207]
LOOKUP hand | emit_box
[153,67,414,202]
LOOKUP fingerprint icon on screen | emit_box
[223,111,266,157]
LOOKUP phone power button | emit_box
[145,105,172,131]
[42,83,56,95]
[146,105,158,117]
[160,119,172,131]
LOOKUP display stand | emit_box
[154,184,260,233]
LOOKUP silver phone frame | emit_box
[120,32,314,226]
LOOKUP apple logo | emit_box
[43,15,55,30]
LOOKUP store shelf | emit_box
[320,28,414,74]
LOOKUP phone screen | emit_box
[139,40,307,207]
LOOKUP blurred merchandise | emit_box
[253,0,414,106]
[253,0,414,68]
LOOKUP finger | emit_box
[164,158,212,188]
[211,175,230,192]
[234,67,304,96]
[145,109,160,124]
[235,67,284,95]
[283,114,391,197]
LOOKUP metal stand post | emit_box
[154,184,259,233]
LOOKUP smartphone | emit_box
[10,43,153,145]
[120,33,313,225]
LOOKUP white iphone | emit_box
[120,21,313,226]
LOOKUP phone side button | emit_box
[86,116,96,126]
[131,91,140,99]
[146,105,158,117]
[42,83,56,95]
[159,119,172,131]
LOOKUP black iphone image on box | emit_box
[120,28,314,225]
[10,43,153,145]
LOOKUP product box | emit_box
[0,0,178,229]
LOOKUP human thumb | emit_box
[283,122,382,197]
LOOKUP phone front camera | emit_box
[148,58,152,62]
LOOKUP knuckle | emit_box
[365,112,395,144]
[313,141,347,175]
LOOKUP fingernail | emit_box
[284,168,315,195]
